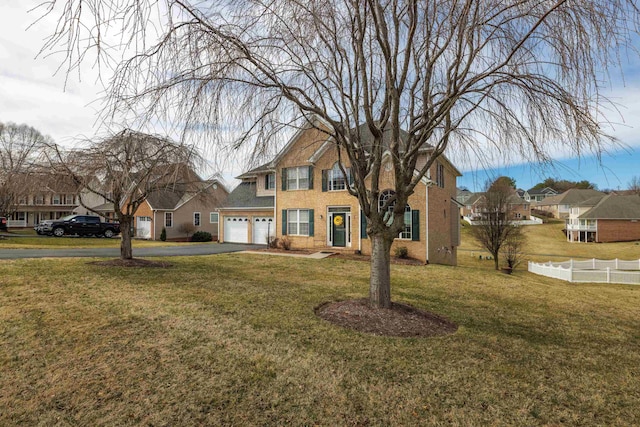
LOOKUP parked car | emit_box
[49,215,121,238]
[34,219,55,235]
[0,216,7,231]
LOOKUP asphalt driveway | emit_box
[0,242,263,259]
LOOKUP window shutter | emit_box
[264,174,269,190]
[411,210,420,241]
[281,168,288,191]
[308,209,314,236]
[322,170,328,192]
[360,213,368,239]
[308,166,314,189]
[282,210,287,235]
[347,168,353,186]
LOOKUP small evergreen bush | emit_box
[191,231,213,242]
[160,227,167,241]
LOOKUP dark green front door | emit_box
[332,213,346,247]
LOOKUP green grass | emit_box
[2,246,640,425]
[460,222,640,267]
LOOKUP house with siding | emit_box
[536,188,604,219]
[566,194,640,243]
[524,186,558,202]
[220,121,462,265]
[135,178,228,241]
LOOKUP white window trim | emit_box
[328,163,347,191]
[194,212,201,227]
[165,212,173,228]
[287,167,309,191]
[266,173,276,190]
[287,209,310,236]
[210,212,219,223]
[379,189,412,240]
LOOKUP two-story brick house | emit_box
[221,122,462,266]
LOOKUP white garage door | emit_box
[252,217,275,244]
[136,216,152,239]
[224,216,249,243]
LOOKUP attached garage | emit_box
[224,216,249,243]
[252,217,274,244]
[136,216,152,239]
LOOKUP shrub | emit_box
[279,236,292,250]
[160,227,167,242]
[178,222,197,238]
[268,237,280,249]
[394,246,409,259]
[191,231,213,242]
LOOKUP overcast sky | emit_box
[2,2,640,191]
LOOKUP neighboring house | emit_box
[524,187,558,202]
[218,164,276,245]
[456,188,473,205]
[536,188,604,219]
[515,188,526,199]
[462,192,531,222]
[7,172,84,227]
[138,178,228,241]
[566,194,640,243]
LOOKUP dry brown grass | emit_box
[1,246,640,425]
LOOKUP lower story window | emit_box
[287,209,309,236]
[194,212,201,226]
[165,212,173,227]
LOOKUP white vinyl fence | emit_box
[528,259,640,285]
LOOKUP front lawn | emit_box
[1,254,639,425]
[0,236,201,249]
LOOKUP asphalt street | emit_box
[0,241,262,259]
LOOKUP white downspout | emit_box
[153,210,156,240]
[425,182,430,264]
[358,206,362,253]
[273,170,277,239]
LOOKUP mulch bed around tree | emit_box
[315,298,458,338]
[87,258,172,268]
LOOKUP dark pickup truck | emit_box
[50,215,120,238]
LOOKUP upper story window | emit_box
[52,194,61,205]
[34,195,45,205]
[283,166,312,190]
[378,189,414,240]
[329,162,347,191]
[436,162,445,188]
[265,173,275,190]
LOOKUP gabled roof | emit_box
[145,178,226,211]
[235,162,274,180]
[268,118,462,178]
[527,186,558,196]
[222,181,274,209]
[579,194,640,220]
[537,188,604,207]
[464,192,485,205]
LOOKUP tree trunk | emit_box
[120,217,133,260]
[369,233,393,309]
[493,253,499,270]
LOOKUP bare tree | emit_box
[46,129,198,259]
[629,176,640,194]
[470,180,521,270]
[0,122,48,218]
[502,226,526,272]
[37,1,640,308]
